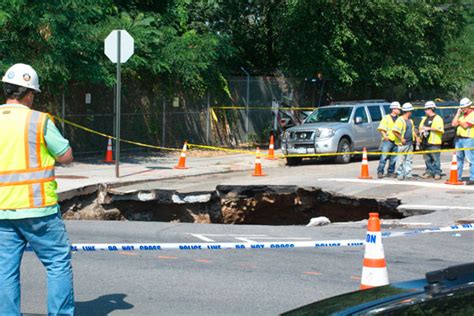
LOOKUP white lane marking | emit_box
[398,204,474,211]
[412,162,452,168]
[189,234,311,243]
[250,237,313,240]
[235,237,257,243]
[316,178,474,191]
[412,162,469,169]
[200,234,267,237]
[190,234,215,242]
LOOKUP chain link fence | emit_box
[54,76,287,156]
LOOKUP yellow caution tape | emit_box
[211,106,316,111]
[187,143,256,155]
[211,108,218,123]
[283,147,474,158]
[55,115,474,159]
[211,105,459,111]
[54,116,182,152]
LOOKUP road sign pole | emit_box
[104,29,133,178]
[115,30,121,178]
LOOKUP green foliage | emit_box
[277,1,473,98]
[0,0,471,103]
[0,0,233,98]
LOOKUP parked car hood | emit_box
[287,122,347,132]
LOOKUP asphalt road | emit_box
[20,221,474,315]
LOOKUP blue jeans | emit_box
[423,145,441,176]
[377,140,398,174]
[456,137,474,181]
[397,144,413,178]
[0,212,74,315]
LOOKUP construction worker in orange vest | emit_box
[0,64,74,315]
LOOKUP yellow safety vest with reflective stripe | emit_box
[0,106,57,210]
[419,115,444,145]
[392,117,416,146]
[377,114,398,142]
[456,111,474,138]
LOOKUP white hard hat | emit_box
[460,97,472,108]
[401,102,414,112]
[390,101,401,109]
[424,101,436,109]
[2,63,41,92]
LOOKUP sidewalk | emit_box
[55,151,284,193]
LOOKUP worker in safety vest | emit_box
[392,103,419,181]
[376,101,401,178]
[0,64,74,315]
[452,97,474,185]
[418,101,444,180]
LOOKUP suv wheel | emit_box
[286,157,302,166]
[335,139,352,164]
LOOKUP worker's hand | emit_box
[383,136,389,141]
[401,139,406,145]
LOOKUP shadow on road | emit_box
[75,294,134,315]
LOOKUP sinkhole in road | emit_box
[61,185,407,225]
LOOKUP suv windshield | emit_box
[305,107,352,123]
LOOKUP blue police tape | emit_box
[69,239,366,252]
[382,223,474,239]
[23,224,473,253]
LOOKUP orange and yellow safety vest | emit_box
[0,106,58,210]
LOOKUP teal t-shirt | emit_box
[0,104,70,220]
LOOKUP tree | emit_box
[276,1,473,99]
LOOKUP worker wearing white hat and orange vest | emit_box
[452,97,474,185]
[0,63,74,315]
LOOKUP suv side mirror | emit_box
[355,117,363,124]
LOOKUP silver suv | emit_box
[281,100,390,166]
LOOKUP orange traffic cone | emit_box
[252,147,266,176]
[103,138,115,163]
[266,135,277,160]
[445,152,464,185]
[360,212,389,290]
[358,147,372,179]
[174,142,189,169]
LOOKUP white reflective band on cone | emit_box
[361,268,389,286]
[364,231,385,259]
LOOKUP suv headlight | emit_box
[315,128,335,138]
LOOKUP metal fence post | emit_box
[206,91,210,144]
[241,67,250,141]
[162,97,166,147]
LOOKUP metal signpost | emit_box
[104,30,134,177]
